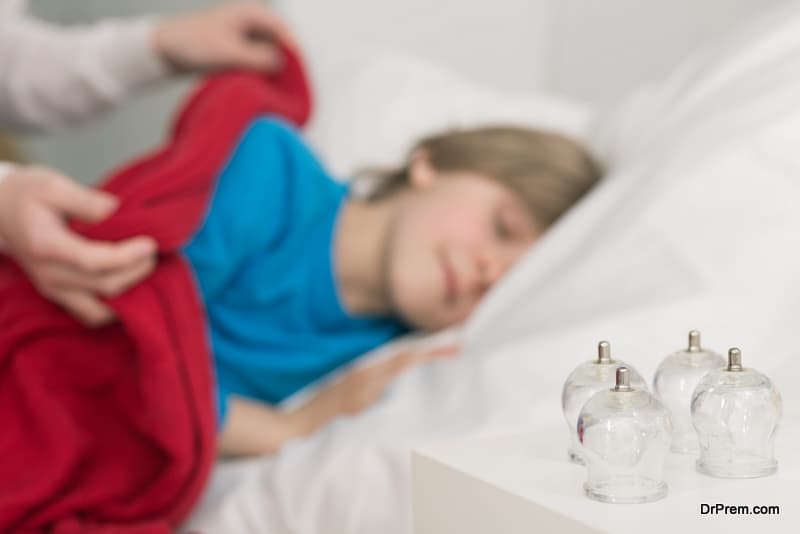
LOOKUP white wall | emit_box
[276,0,555,92]
[550,0,785,104]
[18,0,783,184]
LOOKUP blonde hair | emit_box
[364,126,601,227]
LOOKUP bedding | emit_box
[299,45,594,181]
[0,48,310,532]
[184,3,800,533]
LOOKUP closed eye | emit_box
[493,210,512,240]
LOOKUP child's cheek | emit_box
[450,218,493,248]
[435,207,488,242]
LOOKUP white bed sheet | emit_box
[183,4,800,533]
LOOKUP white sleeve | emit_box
[0,0,170,130]
[0,161,14,184]
[0,162,12,249]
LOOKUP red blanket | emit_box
[0,47,311,533]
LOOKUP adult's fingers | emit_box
[37,223,157,275]
[42,176,119,223]
[239,2,298,49]
[44,287,117,327]
[88,254,156,296]
[34,254,156,297]
[232,41,283,71]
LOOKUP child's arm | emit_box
[217,396,309,457]
[217,343,460,457]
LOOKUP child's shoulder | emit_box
[242,115,304,145]
[231,115,319,173]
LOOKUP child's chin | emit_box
[395,303,445,332]
[415,311,455,333]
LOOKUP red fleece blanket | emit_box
[0,48,311,533]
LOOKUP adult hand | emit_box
[0,167,157,326]
[154,1,297,73]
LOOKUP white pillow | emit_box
[299,41,595,180]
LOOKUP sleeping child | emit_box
[0,41,601,531]
[182,116,601,456]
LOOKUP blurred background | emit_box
[19,0,781,184]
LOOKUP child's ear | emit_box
[408,149,437,189]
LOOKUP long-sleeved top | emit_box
[0,0,169,182]
[183,116,408,424]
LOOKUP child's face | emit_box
[385,159,539,331]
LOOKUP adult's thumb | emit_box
[48,177,119,223]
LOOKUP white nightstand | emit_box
[412,420,799,534]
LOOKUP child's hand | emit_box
[219,344,460,457]
[295,343,460,432]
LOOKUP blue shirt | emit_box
[183,116,407,424]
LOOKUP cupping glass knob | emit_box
[578,366,672,504]
[562,342,646,465]
[692,348,782,478]
[653,330,725,454]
